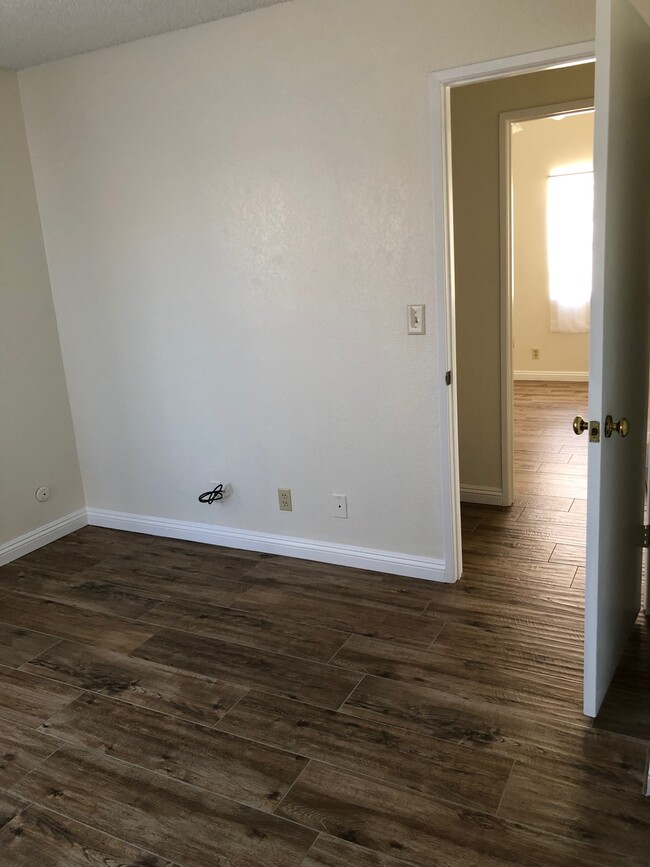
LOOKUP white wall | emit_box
[18,0,596,567]
[513,112,594,376]
[0,68,84,548]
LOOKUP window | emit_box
[546,168,594,333]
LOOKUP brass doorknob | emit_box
[605,415,630,438]
[573,416,588,435]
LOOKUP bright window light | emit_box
[547,169,594,333]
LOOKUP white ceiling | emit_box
[0,0,291,70]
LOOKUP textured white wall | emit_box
[513,113,594,375]
[18,0,596,561]
[0,69,84,545]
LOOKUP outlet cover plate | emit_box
[333,493,348,518]
[278,488,292,511]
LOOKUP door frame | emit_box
[430,42,595,583]
[499,97,595,505]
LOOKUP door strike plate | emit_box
[589,421,600,443]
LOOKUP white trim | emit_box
[430,41,595,585]
[87,508,449,583]
[514,370,589,382]
[0,509,88,568]
[460,485,504,506]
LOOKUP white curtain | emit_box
[547,171,594,333]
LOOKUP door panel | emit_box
[584,0,650,717]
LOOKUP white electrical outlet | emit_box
[278,488,292,511]
[333,494,348,518]
[532,348,540,360]
[209,481,232,498]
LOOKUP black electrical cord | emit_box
[198,484,224,504]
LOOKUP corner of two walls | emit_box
[12,1,597,578]
[0,68,85,566]
[451,63,595,503]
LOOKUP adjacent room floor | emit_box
[0,382,647,865]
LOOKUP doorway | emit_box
[429,43,596,583]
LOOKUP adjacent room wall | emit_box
[451,64,595,499]
[512,112,594,378]
[0,68,84,552]
[18,0,596,570]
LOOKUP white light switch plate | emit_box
[407,305,425,335]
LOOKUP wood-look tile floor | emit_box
[0,382,648,865]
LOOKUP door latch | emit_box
[573,417,600,442]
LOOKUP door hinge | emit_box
[643,525,650,548]
[445,370,452,386]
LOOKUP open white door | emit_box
[584,0,650,717]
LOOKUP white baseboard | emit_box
[87,508,449,583]
[460,485,503,506]
[514,370,589,382]
[0,509,88,568]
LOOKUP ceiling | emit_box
[0,0,291,70]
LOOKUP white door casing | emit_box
[430,41,595,583]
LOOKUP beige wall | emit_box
[0,68,84,548]
[512,112,594,376]
[451,64,595,495]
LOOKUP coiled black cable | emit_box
[198,484,224,504]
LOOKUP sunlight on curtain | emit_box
[547,169,594,333]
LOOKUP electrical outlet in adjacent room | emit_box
[278,488,292,511]
[333,493,348,518]
[531,348,540,360]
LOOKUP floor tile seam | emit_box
[224,586,438,621]
[337,686,596,743]
[0,794,32,833]
[10,575,173,607]
[14,635,66,669]
[37,686,256,736]
[213,686,525,771]
[128,627,369,697]
[7,743,65,796]
[272,753,515,821]
[14,739,321,839]
[304,831,421,867]
[1,657,87,697]
[18,648,357,720]
[325,650,585,703]
[334,671,366,713]
[494,798,650,863]
[0,731,69,790]
[325,633,355,666]
[494,758,517,817]
[0,590,161,633]
[272,756,313,817]
[133,610,355,665]
[2,797,184,865]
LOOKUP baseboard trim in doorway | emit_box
[0,508,88,568]
[514,370,589,382]
[87,508,449,583]
[460,485,503,506]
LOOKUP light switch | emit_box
[407,305,425,335]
